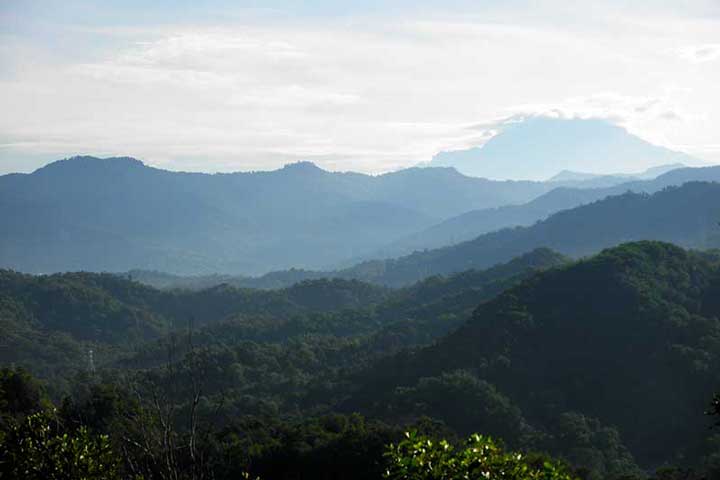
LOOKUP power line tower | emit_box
[88,349,96,374]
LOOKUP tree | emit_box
[0,367,45,418]
[707,393,720,426]
[384,431,576,480]
[0,410,119,480]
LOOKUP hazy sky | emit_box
[1,0,720,176]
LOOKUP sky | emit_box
[1,0,720,177]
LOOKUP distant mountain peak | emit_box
[385,165,468,180]
[69,155,145,167]
[36,155,146,174]
[429,116,697,180]
[280,161,326,174]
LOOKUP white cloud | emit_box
[677,44,720,63]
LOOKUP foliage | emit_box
[384,432,576,480]
[214,413,403,480]
[388,371,532,443]
[0,410,119,480]
[0,367,46,418]
[707,393,720,426]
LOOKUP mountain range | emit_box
[0,156,558,275]
[133,180,720,289]
[0,116,712,277]
[0,157,700,278]
[366,165,720,260]
[335,181,720,285]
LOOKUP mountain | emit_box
[0,156,559,275]
[367,165,720,259]
[334,181,720,285]
[429,116,697,180]
[131,178,720,289]
[346,242,720,472]
[641,162,687,178]
[548,162,685,186]
[367,187,618,260]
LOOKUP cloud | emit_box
[677,44,720,63]
[508,93,668,123]
[500,92,705,145]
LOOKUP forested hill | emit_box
[0,270,393,340]
[368,165,720,259]
[346,241,720,475]
[0,155,555,275]
[0,270,387,388]
[5,242,720,477]
[0,247,566,394]
[338,181,720,286]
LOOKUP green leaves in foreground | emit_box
[384,432,576,480]
[0,410,119,480]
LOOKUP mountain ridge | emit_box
[0,155,557,275]
[363,164,720,260]
[547,162,685,183]
[128,180,720,289]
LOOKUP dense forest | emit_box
[2,241,720,478]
